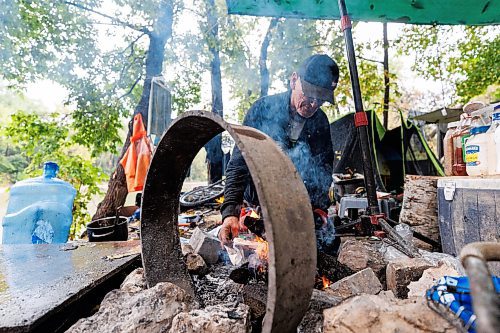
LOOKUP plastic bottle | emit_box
[2,162,77,244]
[488,108,500,174]
[452,114,472,176]
[443,121,459,176]
[464,126,491,176]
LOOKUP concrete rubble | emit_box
[67,277,193,333]
[68,237,466,333]
[323,291,459,333]
[189,227,221,265]
[169,303,250,333]
[325,267,382,299]
[386,257,434,298]
[185,253,209,276]
[337,239,387,284]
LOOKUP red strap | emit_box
[341,15,352,31]
[354,112,368,127]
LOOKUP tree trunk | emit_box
[382,22,389,130]
[259,18,278,97]
[204,0,223,184]
[92,3,173,220]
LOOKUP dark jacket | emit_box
[221,91,334,220]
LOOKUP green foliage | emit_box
[2,111,106,239]
[396,25,499,103]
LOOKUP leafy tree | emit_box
[2,111,105,238]
[396,25,499,104]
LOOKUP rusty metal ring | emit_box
[141,111,316,333]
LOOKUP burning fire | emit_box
[321,276,332,289]
[254,236,269,262]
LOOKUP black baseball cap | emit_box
[298,54,339,104]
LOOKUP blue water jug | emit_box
[2,162,77,244]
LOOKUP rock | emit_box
[325,268,382,299]
[298,290,342,333]
[317,251,356,283]
[182,243,194,256]
[408,263,460,298]
[186,253,208,276]
[189,227,220,264]
[169,303,250,333]
[242,283,267,319]
[67,282,192,333]
[120,268,147,293]
[337,239,387,284]
[323,291,458,333]
[386,257,434,298]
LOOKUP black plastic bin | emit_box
[87,216,128,242]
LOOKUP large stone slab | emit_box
[67,281,193,333]
[325,268,382,299]
[323,291,458,333]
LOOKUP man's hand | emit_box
[219,216,240,245]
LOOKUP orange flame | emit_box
[322,276,332,290]
[254,236,269,262]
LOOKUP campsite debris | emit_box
[189,227,221,265]
[181,243,194,256]
[103,245,141,261]
[386,257,434,299]
[59,243,79,251]
[325,268,382,299]
[323,291,458,333]
[186,253,209,276]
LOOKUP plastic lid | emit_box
[470,125,490,135]
[43,161,59,178]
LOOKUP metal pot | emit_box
[87,216,128,242]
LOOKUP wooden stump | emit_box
[399,175,440,250]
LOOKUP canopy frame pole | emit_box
[338,0,379,214]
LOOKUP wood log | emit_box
[399,175,440,251]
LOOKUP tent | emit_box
[227,0,499,25]
[331,111,444,192]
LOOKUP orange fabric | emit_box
[120,114,152,192]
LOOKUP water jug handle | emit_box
[43,162,59,178]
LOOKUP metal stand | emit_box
[337,0,419,258]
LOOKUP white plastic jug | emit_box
[465,126,493,176]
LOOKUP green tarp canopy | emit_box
[226,0,500,25]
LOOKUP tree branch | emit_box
[358,55,384,65]
[119,76,142,99]
[63,1,150,34]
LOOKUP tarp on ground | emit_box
[331,111,444,192]
[227,0,499,25]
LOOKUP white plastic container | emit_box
[464,126,493,176]
[491,111,500,174]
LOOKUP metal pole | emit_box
[337,0,379,214]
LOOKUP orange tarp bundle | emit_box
[120,113,152,192]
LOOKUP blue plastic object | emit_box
[2,162,77,244]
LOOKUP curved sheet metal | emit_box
[141,111,316,333]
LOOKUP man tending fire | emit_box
[218,54,339,249]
